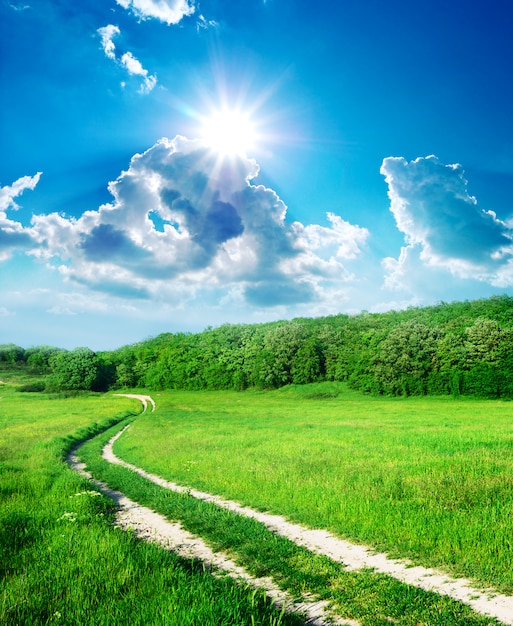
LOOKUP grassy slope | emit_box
[0,381,299,626]
[114,383,513,594]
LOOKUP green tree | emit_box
[256,322,309,388]
[291,335,323,384]
[463,321,513,397]
[47,348,107,391]
[0,344,25,366]
[464,318,501,367]
[371,321,442,395]
[25,346,62,373]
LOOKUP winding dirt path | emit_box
[105,424,513,624]
[68,447,350,626]
[71,394,513,625]
[112,393,156,413]
[68,394,351,626]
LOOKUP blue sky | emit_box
[1,0,512,350]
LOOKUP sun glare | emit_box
[200,108,257,156]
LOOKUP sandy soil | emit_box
[72,393,513,625]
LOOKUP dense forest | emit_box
[2,295,513,398]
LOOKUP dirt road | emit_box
[70,394,513,625]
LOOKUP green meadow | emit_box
[114,383,513,595]
[1,374,511,625]
[0,380,302,626]
[80,416,499,625]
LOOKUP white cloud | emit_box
[45,291,110,316]
[1,137,369,310]
[120,52,157,93]
[291,213,369,260]
[115,0,194,25]
[47,306,77,316]
[97,25,157,93]
[380,243,507,309]
[380,155,513,287]
[120,51,145,75]
[98,24,119,60]
[0,172,42,213]
[0,173,41,261]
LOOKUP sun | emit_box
[200,108,257,156]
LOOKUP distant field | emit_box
[114,383,513,594]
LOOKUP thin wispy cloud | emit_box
[196,14,219,31]
[97,25,157,93]
[0,173,41,261]
[7,2,30,11]
[0,172,42,212]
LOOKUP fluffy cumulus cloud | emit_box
[97,25,157,93]
[0,172,41,261]
[381,155,513,287]
[115,0,195,25]
[1,137,369,308]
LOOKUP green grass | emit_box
[114,383,513,594]
[0,381,302,626]
[79,419,500,625]
[2,376,510,624]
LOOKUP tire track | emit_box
[68,394,353,626]
[103,395,513,625]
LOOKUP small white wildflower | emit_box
[70,490,101,498]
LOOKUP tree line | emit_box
[2,295,513,398]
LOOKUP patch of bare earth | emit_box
[112,393,156,413]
